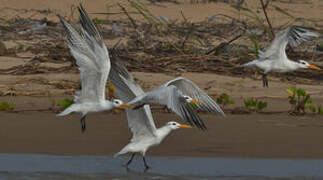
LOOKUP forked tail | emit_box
[242,60,258,68]
[57,106,74,116]
[113,147,128,158]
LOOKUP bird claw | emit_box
[144,165,151,172]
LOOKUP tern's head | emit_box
[183,95,202,104]
[297,60,321,70]
[111,99,131,108]
[166,121,192,130]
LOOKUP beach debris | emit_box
[156,16,170,22]
[0,41,7,56]
[111,23,124,36]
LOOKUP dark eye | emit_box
[185,97,189,99]
[115,101,119,104]
[172,123,176,125]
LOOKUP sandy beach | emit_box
[1,105,323,159]
[0,0,323,174]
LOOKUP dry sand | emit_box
[1,0,322,26]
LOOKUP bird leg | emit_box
[142,156,150,170]
[164,105,171,113]
[125,153,135,167]
[80,115,86,133]
[262,74,269,88]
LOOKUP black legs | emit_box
[123,154,150,170]
[262,74,269,87]
[125,153,135,167]
[143,156,150,170]
[80,115,86,133]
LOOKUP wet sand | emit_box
[1,104,323,158]
[2,153,323,179]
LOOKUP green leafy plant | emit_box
[318,105,323,115]
[248,34,260,58]
[92,17,105,25]
[286,86,323,115]
[244,98,267,111]
[287,86,311,114]
[216,93,235,108]
[57,98,74,110]
[0,102,15,111]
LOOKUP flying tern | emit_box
[109,52,225,169]
[243,26,321,87]
[57,5,130,133]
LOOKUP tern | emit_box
[243,26,321,87]
[57,5,130,133]
[110,52,225,169]
[110,52,225,130]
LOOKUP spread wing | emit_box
[59,5,110,103]
[164,77,225,117]
[141,85,207,130]
[259,26,319,61]
[109,52,157,141]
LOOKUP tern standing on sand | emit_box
[57,5,130,133]
[243,26,321,87]
[110,52,225,169]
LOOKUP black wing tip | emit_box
[182,102,207,131]
[57,14,66,24]
[78,3,87,17]
[109,50,133,81]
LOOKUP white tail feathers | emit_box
[113,147,128,158]
[242,60,258,67]
[113,151,123,158]
[57,107,73,116]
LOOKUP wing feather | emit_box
[142,86,207,130]
[59,6,110,102]
[259,26,319,60]
[109,52,157,141]
[164,77,225,117]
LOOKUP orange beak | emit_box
[307,64,322,70]
[190,99,202,104]
[178,124,192,128]
[119,104,133,108]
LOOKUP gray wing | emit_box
[58,5,110,103]
[260,26,319,60]
[164,77,225,117]
[141,85,207,130]
[110,52,206,130]
[109,52,157,141]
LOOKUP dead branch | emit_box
[117,3,138,29]
[259,0,275,38]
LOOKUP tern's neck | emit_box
[101,100,114,110]
[156,126,173,142]
[286,59,302,71]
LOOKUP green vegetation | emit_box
[189,102,198,109]
[216,93,235,108]
[0,102,15,111]
[286,86,323,115]
[57,98,74,110]
[92,17,105,25]
[244,98,267,111]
